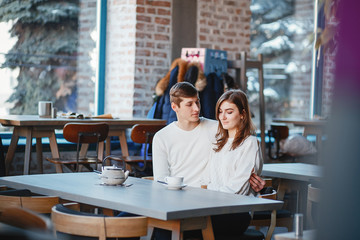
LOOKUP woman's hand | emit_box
[249,173,265,192]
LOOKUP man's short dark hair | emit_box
[170,82,199,106]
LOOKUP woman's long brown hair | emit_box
[213,90,256,152]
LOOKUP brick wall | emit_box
[197,0,251,60]
[133,0,172,117]
[105,0,137,117]
[77,0,97,115]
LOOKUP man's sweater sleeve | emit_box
[152,132,170,181]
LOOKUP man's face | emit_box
[171,96,200,123]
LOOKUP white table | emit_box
[262,163,322,182]
[262,163,322,223]
[0,172,283,240]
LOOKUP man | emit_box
[153,81,265,190]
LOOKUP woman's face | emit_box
[218,100,243,137]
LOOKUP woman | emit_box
[207,89,263,195]
[206,89,263,238]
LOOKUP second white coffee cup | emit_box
[165,176,184,186]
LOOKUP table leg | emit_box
[147,217,213,240]
[36,138,43,174]
[5,128,20,175]
[23,128,33,175]
[265,210,277,240]
[201,216,215,240]
[119,130,129,156]
[171,224,182,240]
[145,225,154,240]
[118,130,132,171]
[98,142,105,171]
[49,131,62,173]
[105,136,111,156]
[79,144,89,159]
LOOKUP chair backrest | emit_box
[0,207,51,231]
[307,183,321,228]
[51,203,148,240]
[130,123,166,144]
[63,122,109,144]
[129,123,166,172]
[0,194,60,213]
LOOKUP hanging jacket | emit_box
[154,66,179,124]
[199,73,224,119]
[153,58,224,122]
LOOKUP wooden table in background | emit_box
[0,115,166,175]
[0,172,283,240]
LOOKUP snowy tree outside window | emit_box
[249,0,315,130]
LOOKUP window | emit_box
[0,0,98,131]
[249,0,316,129]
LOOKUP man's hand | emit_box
[250,173,265,192]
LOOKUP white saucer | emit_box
[166,184,187,190]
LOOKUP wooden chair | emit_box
[249,188,278,240]
[250,186,293,240]
[0,207,52,231]
[51,203,148,240]
[307,183,321,229]
[103,123,166,176]
[47,122,109,173]
[0,191,60,214]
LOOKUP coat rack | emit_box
[227,52,266,161]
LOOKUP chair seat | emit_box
[252,209,292,220]
[240,229,265,240]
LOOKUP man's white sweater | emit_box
[152,117,217,187]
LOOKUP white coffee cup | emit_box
[165,176,184,186]
[38,101,53,118]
